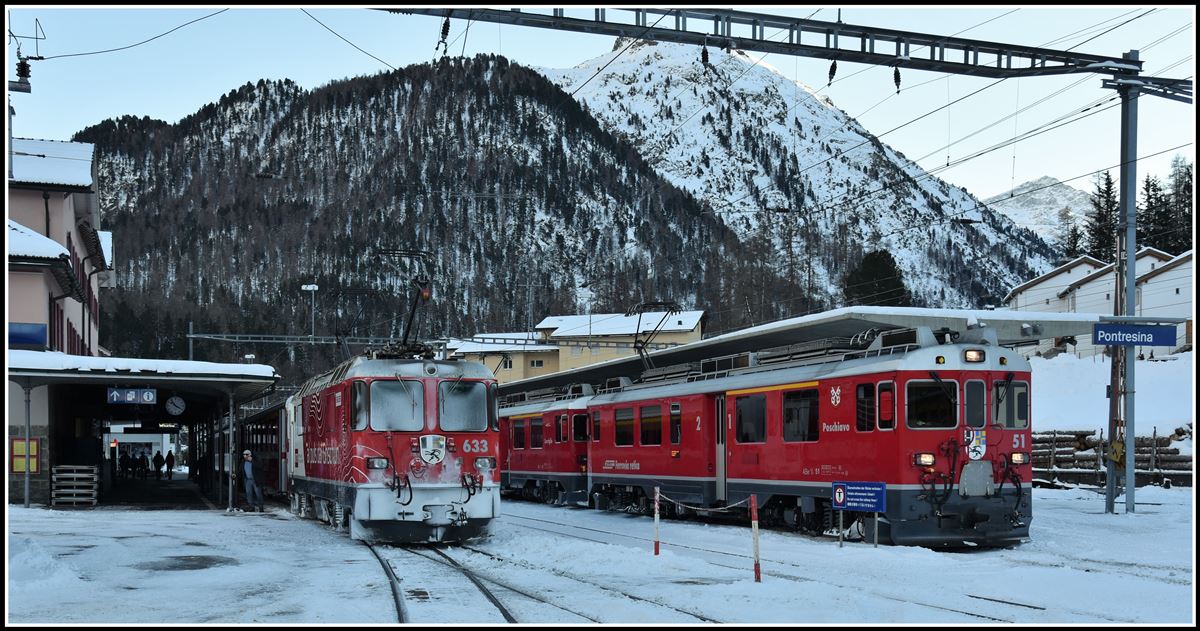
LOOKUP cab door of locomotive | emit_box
[715,394,727,502]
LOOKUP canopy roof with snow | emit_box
[449,332,559,355]
[8,350,278,403]
[536,311,705,337]
[500,306,1106,394]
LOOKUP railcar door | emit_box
[715,395,727,502]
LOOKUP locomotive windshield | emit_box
[370,380,424,431]
[906,381,958,429]
[439,380,489,431]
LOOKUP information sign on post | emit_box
[107,388,157,405]
[832,481,887,548]
[1092,323,1175,346]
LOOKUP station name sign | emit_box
[1093,324,1175,346]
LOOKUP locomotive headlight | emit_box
[913,452,936,467]
[1011,452,1030,465]
[473,457,496,471]
[964,349,985,363]
[366,457,389,470]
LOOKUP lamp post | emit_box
[301,284,318,340]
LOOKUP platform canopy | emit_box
[7,350,279,406]
[497,306,1103,395]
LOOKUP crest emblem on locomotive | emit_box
[966,429,987,460]
[829,386,841,407]
[419,434,447,465]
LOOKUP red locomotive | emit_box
[285,347,501,542]
[500,326,1033,547]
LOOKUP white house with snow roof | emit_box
[1005,248,1190,357]
[446,332,560,384]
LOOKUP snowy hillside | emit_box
[984,176,1093,246]
[539,39,1059,308]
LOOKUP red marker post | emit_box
[750,494,761,582]
[653,486,661,556]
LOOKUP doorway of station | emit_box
[99,422,211,509]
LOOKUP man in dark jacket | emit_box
[234,449,266,512]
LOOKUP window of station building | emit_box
[906,380,958,429]
[571,346,583,356]
[591,411,601,443]
[500,357,513,370]
[615,408,635,446]
[530,359,544,368]
[556,415,568,442]
[669,403,682,445]
[530,417,545,448]
[994,380,1030,429]
[855,383,875,432]
[640,405,662,445]
[735,394,766,443]
[352,381,369,430]
[877,382,895,430]
[370,380,424,431]
[512,420,526,449]
[965,380,986,428]
[573,413,589,441]
[783,389,819,442]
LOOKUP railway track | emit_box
[366,543,518,623]
[497,510,1140,623]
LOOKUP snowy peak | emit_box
[984,176,1093,244]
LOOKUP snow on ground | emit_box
[7,485,1194,624]
[1032,352,1194,454]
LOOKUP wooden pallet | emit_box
[52,465,99,507]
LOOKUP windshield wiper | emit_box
[928,371,957,404]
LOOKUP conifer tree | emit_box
[1085,171,1119,262]
[1166,155,1193,253]
[1136,174,1167,251]
[841,250,913,307]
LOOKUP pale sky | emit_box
[5,5,1195,200]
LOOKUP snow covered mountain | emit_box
[539,38,1058,307]
[81,46,1061,378]
[983,176,1093,245]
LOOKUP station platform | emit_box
[8,503,394,623]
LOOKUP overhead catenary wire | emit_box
[36,8,228,60]
[301,8,396,71]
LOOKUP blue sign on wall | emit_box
[1093,324,1175,346]
[9,323,47,349]
[832,481,887,512]
[107,388,157,405]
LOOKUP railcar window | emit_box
[370,380,424,431]
[735,394,766,443]
[531,417,544,448]
[615,408,635,445]
[906,381,958,429]
[878,382,895,430]
[573,414,589,441]
[994,381,1030,429]
[438,381,489,431]
[592,411,601,443]
[965,380,986,428]
[856,384,875,432]
[640,405,662,446]
[670,403,682,445]
[557,415,568,442]
[352,381,369,430]
[783,389,820,442]
[513,420,525,449]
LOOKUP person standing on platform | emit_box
[233,449,265,512]
[119,451,130,481]
[165,451,176,480]
[153,450,165,480]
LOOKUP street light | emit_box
[301,284,318,339]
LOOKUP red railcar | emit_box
[285,349,501,542]
[500,326,1033,547]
